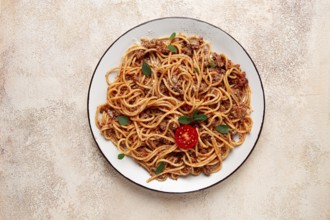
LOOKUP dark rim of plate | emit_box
[87,16,266,194]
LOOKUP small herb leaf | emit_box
[194,67,199,73]
[169,32,176,40]
[192,110,199,118]
[178,116,193,125]
[118,153,125,159]
[142,61,151,77]
[167,45,177,53]
[117,116,129,126]
[155,162,165,174]
[193,114,207,122]
[216,124,229,134]
[209,60,216,68]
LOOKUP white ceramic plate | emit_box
[88,17,265,193]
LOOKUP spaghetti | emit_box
[96,33,252,182]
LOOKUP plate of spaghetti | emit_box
[88,17,265,193]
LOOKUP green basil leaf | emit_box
[209,60,216,68]
[155,162,165,174]
[169,32,176,40]
[117,116,129,126]
[216,124,229,134]
[142,61,151,77]
[193,114,207,122]
[167,45,177,53]
[178,116,193,124]
[194,67,199,73]
[192,110,199,118]
[118,153,125,159]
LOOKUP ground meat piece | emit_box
[203,60,209,67]
[132,49,145,60]
[198,37,204,45]
[136,148,148,157]
[213,52,225,67]
[150,108,162,115]
[226,59,233,69]
[211,118,219,127]
[159,121,167,131]
[182,167,192,174]
[236,75,248,88]
[159,45,170,54]
[189,39,199,50]
[199,82,208,91]
[203,165,212,176]
[220,147,228,155]
[191,157,197,163]
[150,139,159,147]
[119,86,128,95]
[151,134,171,146]
[189,37,203,50]
[172,86,183,94]
[232,88,244,97]
[159,137,171,145]
[213,73,223,82]
[182,43,193,56]
[200,134,211,143]
[106,128,115,137]
[228,72,248,89]
[171,74,184,94]
[200,148,209,154]
[171,78,183,93]
[141,39,169,54]
[141,39,156,48]
[230,129,237,135]
[193,167,202,174]
[107,109,114,118]
[170,122,178,130]
[222,101,230,109]
[231,104,247,119]
[132,74,140,82]
[172,76,178,84]
[188,151,197,159]
[125,75,132,81]
[208,68,218,73]
[160,83,167,93]
[107,109,120,118]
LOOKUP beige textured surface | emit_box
[1,1,329,219]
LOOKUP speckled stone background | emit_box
[1,0,329,219]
